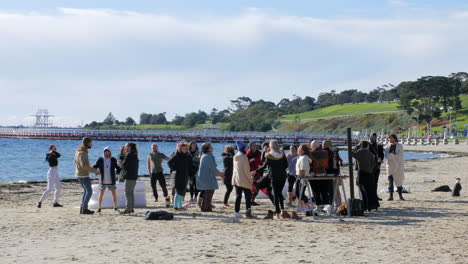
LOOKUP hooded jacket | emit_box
[256,151,288,182]
[74,145,98,177]
[93,149,120,185]
[232,152,253,190]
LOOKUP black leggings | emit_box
[150,172,168,200]
[287,174,296,193]
[272,178,286,213]
[189,174,199,199]
[224,184,233,204]
[235,186,252,213]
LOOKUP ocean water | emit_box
[0,138,454,183]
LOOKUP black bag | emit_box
[431,185,452,192]
[347,198,364,216]
[145,211,174,220]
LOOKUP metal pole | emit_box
[347,128,355,199]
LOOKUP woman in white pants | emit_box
[37,145,63,208]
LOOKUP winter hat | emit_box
[236,141,247,153]
[103,146,112,153]
[82,137,92,146]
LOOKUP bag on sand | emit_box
[431,185,452,192]
[145,211,174,220]
[347,198,364,216]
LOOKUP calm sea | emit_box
[0,138,453,183]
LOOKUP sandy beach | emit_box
[1,145,467,264]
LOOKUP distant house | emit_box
[376,100,384,103]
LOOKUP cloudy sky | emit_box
[1,0,468,127]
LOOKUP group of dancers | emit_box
[37,134,405,218]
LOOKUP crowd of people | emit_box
[36,134,406,219]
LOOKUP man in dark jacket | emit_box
[370,133,385,200]
[352,141,380,211]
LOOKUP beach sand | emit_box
[1,145,467,264]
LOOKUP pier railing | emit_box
[0,128,352,145]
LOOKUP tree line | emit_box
[84,72,468,131]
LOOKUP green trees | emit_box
[397,76,462,122]
[228,101,281,131]
[139,113,167,125]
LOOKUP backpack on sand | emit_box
[145,211,174,220]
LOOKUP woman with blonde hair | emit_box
[255,140,290,219]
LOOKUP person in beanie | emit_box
[74,137,99,215]
[120,142,139,215]
[37,145,63,208]
[232,141,255,218]
[93,146,120,213]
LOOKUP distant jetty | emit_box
[0,128,352,145]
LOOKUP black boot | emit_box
[397,187,405,201]
[388,175,394,201]
[37,202,42,208]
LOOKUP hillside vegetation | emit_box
[281,102,400,121]
[278,95,468,134]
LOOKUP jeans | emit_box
[78,177,92,210]
[40,168,61,203]
[125,180,137,210]
[150,172,168,200]
[235,186,252,213]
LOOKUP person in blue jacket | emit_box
[196,143,224,212]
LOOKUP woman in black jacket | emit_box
[222,145,235,207]
[93,146,120,212]
[255,140,290,219]
[168,142,196,210]
[120,142,139,214]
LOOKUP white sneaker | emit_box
[234,212,242,218]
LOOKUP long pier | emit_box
[0,128,352,145]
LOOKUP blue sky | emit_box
[1,0,468,126]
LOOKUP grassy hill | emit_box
[278,95,468,135]
[281,102,400,121]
